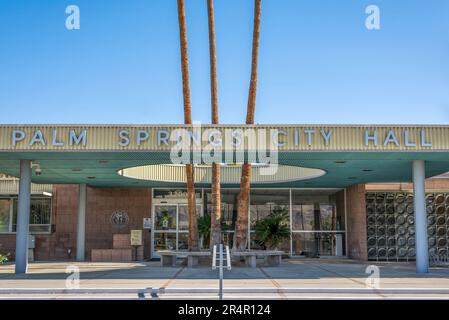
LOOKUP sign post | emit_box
[130,230,143,261]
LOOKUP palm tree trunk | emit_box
[233,0,261,251]
[177,0,199,251]
[207,0,222,248]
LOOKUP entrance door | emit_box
[151,202,202,258]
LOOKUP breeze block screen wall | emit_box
[366,192,449,261]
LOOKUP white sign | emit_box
[143,218,152,229]
[130,230,142,246]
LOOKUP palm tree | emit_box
[207,0,222,248]
[177,0,199,251]
[234,0,261,251]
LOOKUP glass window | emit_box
[292,232,345,256]
[178,205,201,231]
[154,205,177,231]
[319,204,338,231]
[178,232,188,250]
[154,233,176,250]
[292,232,316,256]
[0,199,10,233]
[291,190,341,231]
[292,204,314,231]
[9,197,52,233]
[250,190,290,227]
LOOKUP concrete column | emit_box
[413,160,429,273]
[76,184,87,261]
[15,160,31,274]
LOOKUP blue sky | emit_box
[0,0,448,124]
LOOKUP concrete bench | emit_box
[232,250,284,268]
[158,250,212,268]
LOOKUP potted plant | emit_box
[0,253,10,264]
[254,206,290,250]
[157,210,173,230]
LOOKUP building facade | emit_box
[1,124,449,273]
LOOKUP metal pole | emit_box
[15,160,31,274]
[413,160,429,273]
[219,243,223,300]
[76,184,87,261]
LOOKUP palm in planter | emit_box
[254,206,290,250]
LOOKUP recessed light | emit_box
[335,161,346,164]
[99,160,109,164]
[362,169,373,172]
[87,176,96,179]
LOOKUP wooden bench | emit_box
[232,250,284,268]
[158,250,212,267]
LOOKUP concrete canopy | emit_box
[1,124,449,188]
[0,151,449,188]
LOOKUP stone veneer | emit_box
[345,184,368,261]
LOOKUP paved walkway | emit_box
[0,259,449,299]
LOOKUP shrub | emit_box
[254,206,291,250]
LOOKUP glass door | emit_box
[152,203,202,258]
[153,205,177,256]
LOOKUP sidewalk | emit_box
[1,259,449,299]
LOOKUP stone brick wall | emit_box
[345,184,368,261]
[85,187,152,260]
[0,185,152,261]
[0,184,79,261]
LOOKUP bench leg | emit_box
[161,255,176,267]
[246,256,257,268]
[266,255,281,266]
[188,256,199,268]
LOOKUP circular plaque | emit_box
[110,210,129,228]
